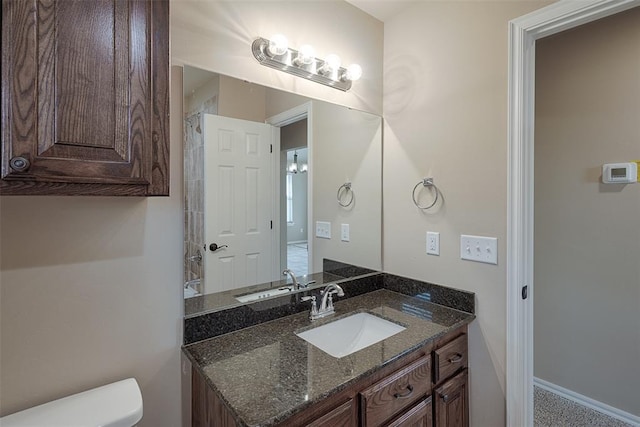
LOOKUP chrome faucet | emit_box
[282,269,300,290]
[306,283,344,320]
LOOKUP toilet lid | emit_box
[0,378,143,427]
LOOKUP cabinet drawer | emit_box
[360,356,431,427]
[434,334,467,383]
[385,397,432,427]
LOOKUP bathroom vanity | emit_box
[183,274,474,427]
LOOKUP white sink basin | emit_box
[235,286,292,303]
[296,312,406,358]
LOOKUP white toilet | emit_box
[0,378,143,427]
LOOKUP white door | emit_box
[203,114,276,294]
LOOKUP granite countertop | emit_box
[184,272,344,317]
[183,288,475,427]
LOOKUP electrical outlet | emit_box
[460,234,497,264]
[341,224,350,242]
[426,231,440,255]
[315,221,331,239]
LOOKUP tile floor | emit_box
[286,242,308,277]
[534,386,635,427]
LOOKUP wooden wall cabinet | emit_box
[191,326,469,427]
[1,0,169,196]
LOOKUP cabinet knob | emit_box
[9,156,30,172]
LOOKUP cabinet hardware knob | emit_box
[393,384,414,399]
[448,353,463,363]
[9,156,30,172]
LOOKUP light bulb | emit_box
[344,64,362,81]
[267,34,288,56]
[295,44,315,66]
[319,54,341,75]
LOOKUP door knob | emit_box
[208,243,228,252]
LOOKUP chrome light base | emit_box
[252,37,353,92]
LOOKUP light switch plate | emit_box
[315,221,331,239]
[460,234,497,264]
[426,231,440,255]
[341,224,350,242]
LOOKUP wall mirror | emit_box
[183,65,382,316]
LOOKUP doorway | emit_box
[283,145,309,277]
[533,8,640,425]
[506,0,640,425]
[267,102,314,277]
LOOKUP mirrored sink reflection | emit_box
[234,286,293,303]
[296,312,406,358]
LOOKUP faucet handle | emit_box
[303,295,318,316]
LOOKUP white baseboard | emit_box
[534,377,640,426]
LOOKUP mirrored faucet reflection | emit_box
[282,269,301,290]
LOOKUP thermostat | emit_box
[602,162,637,184]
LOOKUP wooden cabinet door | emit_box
[192,367,238,427]
[1,0,169,196]
[386,397,432,427]
[306,399,357,427]
[433,370,468,427]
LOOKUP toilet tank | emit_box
[0,378,143,427]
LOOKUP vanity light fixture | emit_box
[252,35,362,91]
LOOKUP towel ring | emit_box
[412,178,439,210]
[337,182,354,207]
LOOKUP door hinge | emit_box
[270,220,273,229]
[522,285,528,300]
[270,144,273,153]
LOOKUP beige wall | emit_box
[534,8,640,416]
[219,75,266,122]
[382,2,550,425]
[184,73,219,116]
[171,0,383,115]
[0,71,184,425]
[312,101,382,272]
